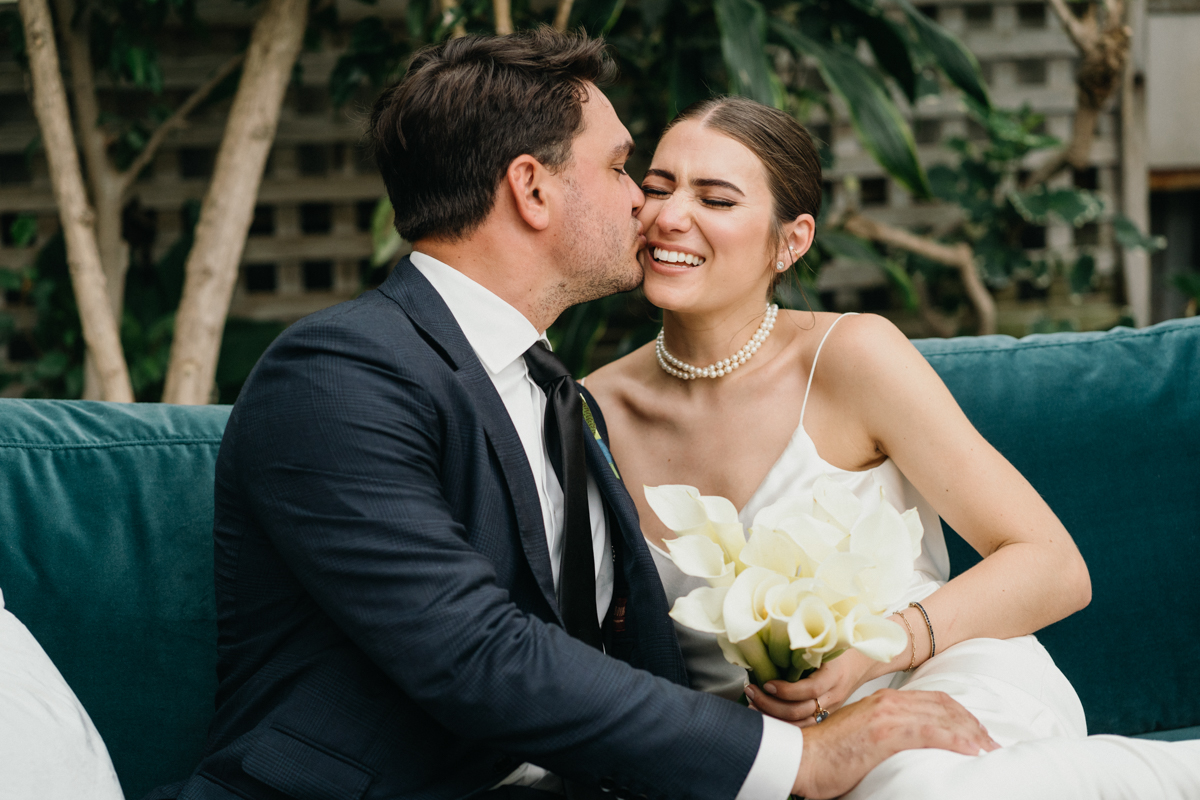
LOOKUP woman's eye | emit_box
[703,198,735,208]
[642,186,669,197]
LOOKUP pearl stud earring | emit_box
[775,261,786,271]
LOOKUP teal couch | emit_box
[1,317,1198,799]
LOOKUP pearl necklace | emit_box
[656,303,778,380]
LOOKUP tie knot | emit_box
[523,341,571,390]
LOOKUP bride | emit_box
[583,96,1200,798]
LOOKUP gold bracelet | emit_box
[909,601,936,660]
[897,610,918,672]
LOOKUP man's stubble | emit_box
[539,174,644,325]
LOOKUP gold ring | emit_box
[813,699,829,724]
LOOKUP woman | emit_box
[583,97,1199,798]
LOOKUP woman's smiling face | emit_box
[638,120,780,314]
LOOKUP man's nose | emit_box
[626,173,645,214]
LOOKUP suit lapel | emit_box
[379,259,560,617]
[579,387,689,685]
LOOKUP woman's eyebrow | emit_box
[643,169,744,197]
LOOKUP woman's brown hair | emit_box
[664,97,823,286]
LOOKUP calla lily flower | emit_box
[901,507,925,560]
[650,481,922,687]
[775,513,848,568]
[787,593,840,670]
[669,586,729,635]
[664,535,736,586]
[749,494,813,532]
[723,567,789,681]
[812,474,862,531]
[849,496,916,613]
[740,529,806,578]
[645,485,747,571]
[839,604,908,663]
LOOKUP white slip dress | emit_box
[649,315,1200,799]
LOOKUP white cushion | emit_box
[0,588,124,800]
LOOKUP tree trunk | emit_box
[842,213,997,336]
[553,0,575,32]
[52,0,133,398]
[19,0,133,402]
[161,0,308,405]
[493,0,514,34]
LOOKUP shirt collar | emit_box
[409,250,547,374]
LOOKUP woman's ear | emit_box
[506,155,552,231]
[781,213,817,263]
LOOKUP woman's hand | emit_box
[745,648,893,728]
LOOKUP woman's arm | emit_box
[749,313,1091,723]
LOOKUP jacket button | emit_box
[599,777,617,793]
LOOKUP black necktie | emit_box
[523,342,603,650]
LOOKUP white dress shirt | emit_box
[410,252,803,800]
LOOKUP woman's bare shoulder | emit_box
[581,340,659,410]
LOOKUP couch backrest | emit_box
[913,317,1200,738]
[0,400,230,800]
[1,319,1197,798]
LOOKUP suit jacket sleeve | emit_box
[229,314,765,800]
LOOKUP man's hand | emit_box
[790,689,999,799]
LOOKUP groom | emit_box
[154,28,994,800]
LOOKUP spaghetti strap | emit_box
[799,313,860,426]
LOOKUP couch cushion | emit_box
[0,400,230,800]
[913,317,1200,738]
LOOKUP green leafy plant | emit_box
[1,207,283,401]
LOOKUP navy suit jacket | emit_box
[165,259,762,800]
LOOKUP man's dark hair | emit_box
[369,28,616,243]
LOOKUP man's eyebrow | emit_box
[643,169,745,196]
[610,139,635,160]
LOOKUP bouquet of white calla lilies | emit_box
[648,476,923,685]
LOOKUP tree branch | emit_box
[841,212,997,335]
[493,0,513,35]
[1047,0,1095,51]
[1022,0,1129,191]
[553,0,574,32]
[118,52,244,193]
[439,0,466,38]
[163,0,308,405]
[51,0,115,200]
[19,0,133,402]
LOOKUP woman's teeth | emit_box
[653,247,705,266]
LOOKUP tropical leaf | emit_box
[771,21,930,197]
[894,0,990,109]
[846,0,918,102]
[714,0,779,108]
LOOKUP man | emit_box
[154,29,994,800]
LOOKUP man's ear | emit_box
[506,155,552,232]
